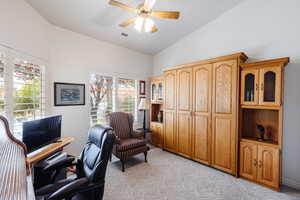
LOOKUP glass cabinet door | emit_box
[241,69,259,105]
[259,67,281,106]
[158,82,163,100]
[151,83,157,101]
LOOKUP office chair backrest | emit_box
[77,124,115,183]
[108,112,134,139]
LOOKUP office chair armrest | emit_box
[43,156,76,172]
[131,130,145,138]
[47,177,89,200]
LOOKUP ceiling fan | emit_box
[108,0,180,33]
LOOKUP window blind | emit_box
[13,60,44,135]
[0,54,5,115]
[117,78,137,118]
[90,74,113,125]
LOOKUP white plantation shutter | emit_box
[117,78,137,119]
[89,75,138,126]
[0,53,5,115]
[0,46,46,137]
[90,75,114,125]
[13,59,45,136]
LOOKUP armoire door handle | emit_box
[254,159,257,167]
[258,160,263,168]
[255,83,259,91]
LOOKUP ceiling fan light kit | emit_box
[108,0,180,33]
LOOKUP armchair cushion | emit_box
[117,138,147,152]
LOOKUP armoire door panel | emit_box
[214,62,235,114]
[212,59,238,175]
[239,142,258,181]
[177,112,192,157]
[194,114,210,164]
[257,145,279,188]
[212,116,233,171]
[177,68,193,157]
[164,111,176,152]
[165,71,176,110]
[193,64,212,164]
[194,65,212,112]
[177,68,193,111]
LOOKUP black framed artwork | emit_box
[139,80,146,96]
[54,82,85,106]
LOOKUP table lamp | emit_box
[138,98,149,130]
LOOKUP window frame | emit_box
[89,74,139,126]
[0,50,46,137]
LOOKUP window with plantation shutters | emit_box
[89,75,138,126]
[0,50,45,137]
[12,60,44,135]
[0,54,5,115]
[117,78,137,118]
[90,74,113,125]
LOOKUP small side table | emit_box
[136,128,151,140]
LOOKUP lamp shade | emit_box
[138,98,149,110]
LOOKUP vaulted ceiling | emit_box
[25,0,245,55]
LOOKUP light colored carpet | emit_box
[105,147,300,200]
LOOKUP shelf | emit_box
[240,137,279,148]
[151,100,163,104]
[241,105,280,110]
[241,109,279,145]
[151,121,163,124]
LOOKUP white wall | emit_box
[153,0,300,189]
[48,26,152,155]
[0,0,50,60]
[0,0,153,156]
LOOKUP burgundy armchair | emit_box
[108,112,149,172]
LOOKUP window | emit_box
[0,51,45,137]
[117,78,137,118]
[0,54,5,115]
[90,74,113,125]
[89,75,138,126]
[13,60,44,135]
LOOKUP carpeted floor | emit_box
[105,147,300,200]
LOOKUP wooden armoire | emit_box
[163,53,248,175]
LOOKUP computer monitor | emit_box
[22,115,62,153]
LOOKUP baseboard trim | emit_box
[283,177,300,190]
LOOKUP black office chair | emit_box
[35,124,115,200]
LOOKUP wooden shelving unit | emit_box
[149,76,164,148]
[239,57,289,191]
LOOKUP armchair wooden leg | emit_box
[121,160,125,172]
[144,151,148,163]
[109,153,112,162]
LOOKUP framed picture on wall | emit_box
[54,82,85,106]
[139,80,146,96]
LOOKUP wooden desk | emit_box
[27,136,74,165]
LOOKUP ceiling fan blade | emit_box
[144,0,156,11]
[150,25,158,33]
[151,11,180,19]
[109,0,137,12]
[119,17,138,27]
